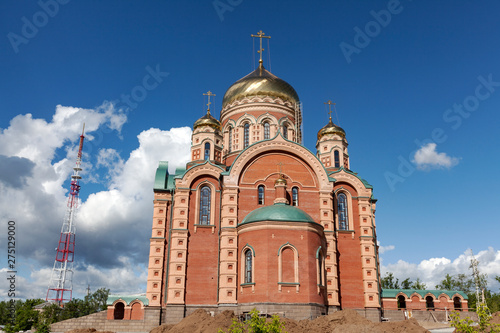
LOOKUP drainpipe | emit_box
[216,177,223,304]
[371,201,382,316]
[162,190,174,323]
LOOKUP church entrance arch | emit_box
[114,302,125,320]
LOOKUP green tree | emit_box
[400,278,412,289]
[381,272,399,289]
[219,309,285,333]
[4,299,44,333]
[411,278,426,290]
[436,273,474,293]
[450,303,500,332]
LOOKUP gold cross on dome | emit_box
[324,100,335,120]
[251,30,271,65]
[203,91,216,112]
[277,161,283,175]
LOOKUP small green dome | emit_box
[240,203,315,225]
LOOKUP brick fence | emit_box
[50,308,161,333]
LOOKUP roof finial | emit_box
[251,30,271,68]
[325,100,335,121]
[203,91,216,114]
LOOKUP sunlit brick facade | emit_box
[145,63,381,323]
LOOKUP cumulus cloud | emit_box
[0,103,191,299]
[379,245,395,254]
[0,155,35,188]
[381,247,500,291]
[412,143,459,170]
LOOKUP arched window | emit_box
[397,295,406,309]
[263,122,270,139]
[426,296,435,310]
[199,186,211,225]
[114,302,125,320]
[282,123,288,139]
[337,192,348,230]
[204,142,210,160]
[292,187,299,206]
[334,150,340,168]
[453,296,462,311]
[243,123,250,148]
[245,249,252,283]
[228,126,232,152]
[278,244,299,290]
[258,185,265,205]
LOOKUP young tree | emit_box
[411,278,426,290]
[381,272,400,289]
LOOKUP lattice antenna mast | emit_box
[47,124,85,304]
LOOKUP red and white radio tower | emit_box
[46,124,85,304]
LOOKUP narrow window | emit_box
[228,127,232,152]
[337,193,348,230]
[199,186,211,225]
[318,252,324,286]
[282,123,288,139]
[263,122,270,139]
[292,187,298,206]
[258,185,265,205]
[244,123,249,148]
[245,249,252,283]
[334,150,340,167]
[204,142,210,160]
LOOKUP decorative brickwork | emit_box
[145,59,381,324]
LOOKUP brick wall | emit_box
[50,307,161,333]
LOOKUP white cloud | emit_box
[379,245,395,254]
[412,143,459,170]
[382,248,500,291]
[0,103,192,299]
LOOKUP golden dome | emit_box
[222,65,299,108]
[193,111,221,131]
[317,118,346,140]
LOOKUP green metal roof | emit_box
[240,203,316,225]
[153,161,169,190]
[106,295,149,306]
[328,167,373,190]
[381,289,468,299]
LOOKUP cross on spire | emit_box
[203,91,216,113]
[251,30,271,67]
[324,100,335,121]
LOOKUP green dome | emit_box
[240,203,315,225]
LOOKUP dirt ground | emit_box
[491,311,500,325]
[148,308,433,333]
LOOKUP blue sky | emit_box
[1,0,499,300]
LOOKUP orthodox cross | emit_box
[277,161,284,177]
[324,100,335,120]
[251,30,271,65]
[203,91,216,113]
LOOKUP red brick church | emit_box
[144,34,381,324]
